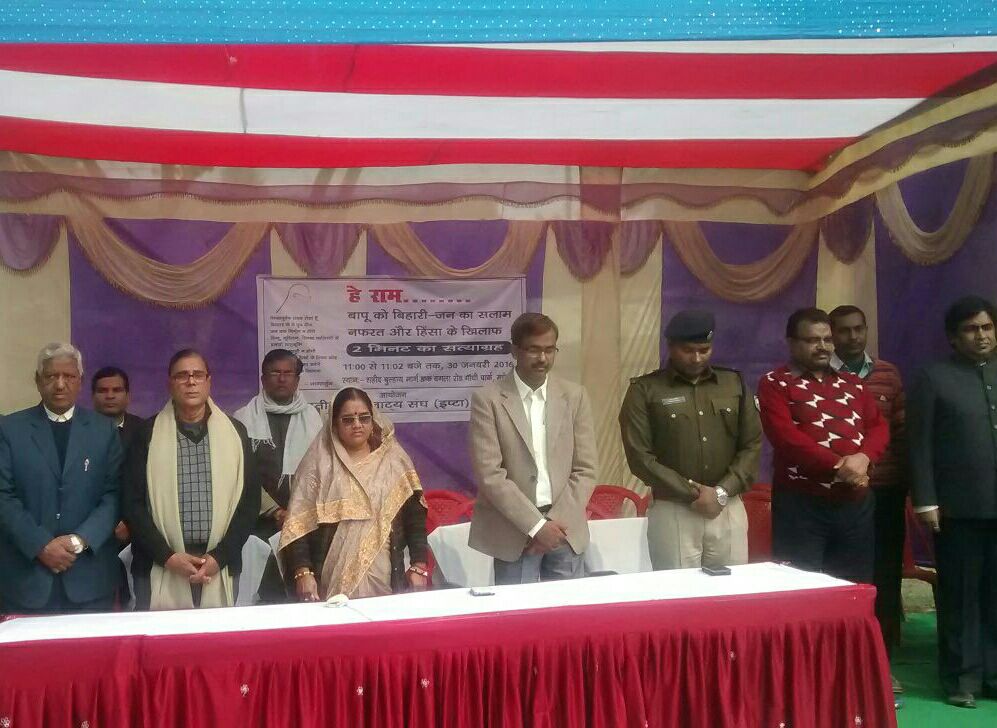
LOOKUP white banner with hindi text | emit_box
[257,277,525,422]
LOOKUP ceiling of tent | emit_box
[0,1,995,177]
[2,2,995,44]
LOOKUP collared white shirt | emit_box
[830,351,874,379]
[43,405,75,423]
[513,370,552,538]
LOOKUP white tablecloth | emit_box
[427,516,653,587]
[0,563,849,644]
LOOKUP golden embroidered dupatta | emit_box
[279,411,422,599]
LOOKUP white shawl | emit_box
[233,391,323,476]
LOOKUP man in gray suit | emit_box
[468,312,598,584]
[0,343,122,614]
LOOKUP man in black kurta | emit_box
[909,296,997,708]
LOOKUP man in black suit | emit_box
[909,295,997,709]
[0,343,122,613]
[91,365,144,605]
[92,366,144,451]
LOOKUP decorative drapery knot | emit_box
[551,221,614,281]
[0,213,61,272]
[820,197,874,264]
[273,223,364,278]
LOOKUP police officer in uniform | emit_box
[619,310,762,570]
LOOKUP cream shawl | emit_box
[146,398,245,610]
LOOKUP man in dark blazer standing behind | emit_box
[468,313,598,584]
[0,343,123,614]
[909,295,997,709]
[91,365,145,453]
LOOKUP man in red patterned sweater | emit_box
[757,307,890,586]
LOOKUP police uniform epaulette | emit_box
[711,365,742,375]
[631,368,668,383]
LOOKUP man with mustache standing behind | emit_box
[829,305,908,694]
[468,313,598,584]
[757,308,889,585]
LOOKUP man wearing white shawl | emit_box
[233,349,324,538]
[124,349,259,610]
[234,349,323,602]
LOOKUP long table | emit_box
[0,563,895,728]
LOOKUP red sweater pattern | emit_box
[757,365,890,500]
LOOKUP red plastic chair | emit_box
[586,485,647,520]
[742,483,773,562]
[422,490,475,587]
[423,489,475,533]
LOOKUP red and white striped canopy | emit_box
[1,38,996,170]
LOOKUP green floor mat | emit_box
[893,612,997,727]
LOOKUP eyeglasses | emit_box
[521,346,559,358]
[170,370,208,383]
[339,413,373,426]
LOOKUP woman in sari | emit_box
[280,387,429,601]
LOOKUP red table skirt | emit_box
[0,585,895,728]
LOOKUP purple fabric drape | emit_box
[70,219,267,417]
[877,159,991,383]
[821,197,874,264]
[620,220,663,275]
[274,222,364,277]
[0,213,61,271]
[551,221,615,280]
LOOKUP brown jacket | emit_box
[468,373,598,562]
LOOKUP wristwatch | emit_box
[715,487,729,508]
[68,534,85,554]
